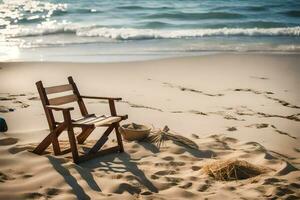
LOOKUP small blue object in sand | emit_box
[0,117,8,132]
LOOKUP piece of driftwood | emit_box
[32,76,128,163]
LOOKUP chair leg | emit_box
[63,110,79,163]
[33,123,66,155]
[77,127,95,144]
[51,129,61,155]
[114,123,124,152]
[67,125,79,163]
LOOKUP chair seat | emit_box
[73,114,121,127]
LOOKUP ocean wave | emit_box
[282,10,300,18]
[212,5,268,12]
[208,21,296,29]
[2,24,300,39]
[76,27,300,39]
[142,21,173,28]
[144,12,246,20]
[71,8,103,14]
[116,5,172,10]
[244,6,268,11]
[0,21,76,37]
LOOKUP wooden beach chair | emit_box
[32,76,127,163]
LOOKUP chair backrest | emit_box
[36,76,88,131]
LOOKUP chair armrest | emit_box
[81,95,122,101]
[46,105,74,111]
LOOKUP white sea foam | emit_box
[2,23,300,39]
[76,27,300,39]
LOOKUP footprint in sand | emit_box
[45,188,61,196]
[162,156,174,161]
[289,182,300,189]
[227,127,237,131]
[0,97,16,101]
[23,192,44,199]
[179,182,193,189]
[140,191,152,195]
[0,171,15,182]
[12,100,30,108]
[0,106,15,113]
[22,174,33,179]
[114,183,141,195]
[191,166,201,171]
[150,174,159,180]
[263,177,281,185]
[171,110,184,114]
[222,186,236,191]
[0,138,18,146]
[274,129,297,139]
[154,170,177,176]
[164,177,184,185]
[8,146,32,154]
[246,123,269,129]
[265,186,295,198]
[28,96,39,101]
[197,183,210,192]
[169,161,185,167]
[154,161,185,167]
[222,137,238,143]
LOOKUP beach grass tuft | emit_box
[202,159,266,181]
[148,126,199,150]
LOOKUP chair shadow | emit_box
[47,156,101,200]
[138,137,215,158]
[137,141,160,154]
[172,140,216,158]
[138,137,216,158]
[81,152,158,194]
[46,136,211,197]
[137,133,215,158]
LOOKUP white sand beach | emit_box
[0,54,300,199]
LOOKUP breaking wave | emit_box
[3,24,300,40]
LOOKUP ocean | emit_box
[0,0,300,62]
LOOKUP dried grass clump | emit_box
[148,126,199,150]
[202,159,266,181]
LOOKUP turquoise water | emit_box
[0,0,300,61]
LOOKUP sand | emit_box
[0,54,299,199]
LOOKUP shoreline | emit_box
[2,49,300,63]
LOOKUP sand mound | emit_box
[202,159,266,181]
[0,137,18,146]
